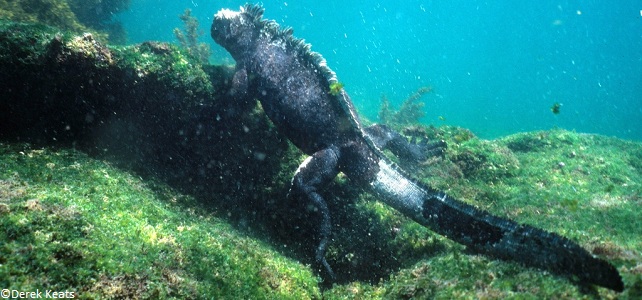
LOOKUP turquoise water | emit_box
[120,1,642,141]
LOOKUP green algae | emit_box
[0,143,320,299]
[0,0,86,35]
[0,0,128,43]
[321,129,641,299]
[174,8,211,65]
[115,41,213,94]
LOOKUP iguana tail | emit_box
[369,160,624,292]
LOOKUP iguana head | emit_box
[211,6,262,60]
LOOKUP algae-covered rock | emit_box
[322,129,642,299]
[0,0,86,34]
[0,21,288,201]
[0,143,320,298]
[0,0,129,43]
[450,137,520,181]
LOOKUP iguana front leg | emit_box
[288,146,341,281]
[230,66,249,98]
[221,67,257,115]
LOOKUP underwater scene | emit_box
[1,1,641,299]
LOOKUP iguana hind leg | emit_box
[288,146,340,281]
[365,124,446,163]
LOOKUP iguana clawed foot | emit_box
[365,124,446,164]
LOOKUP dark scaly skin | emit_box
[211,4,623,291]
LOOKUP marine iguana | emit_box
[211,4,623,291]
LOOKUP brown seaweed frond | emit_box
[173,8,211,64]
[378,86,432,128]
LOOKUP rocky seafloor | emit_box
[1,22,641,299]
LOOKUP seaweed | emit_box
[378,87,432,128]
[173,8,211,65]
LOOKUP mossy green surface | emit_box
[0,0,129,43]
[323,129,642,299]
[0,0,85,34]
[0,143,320,299]
[2,128,640,299]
